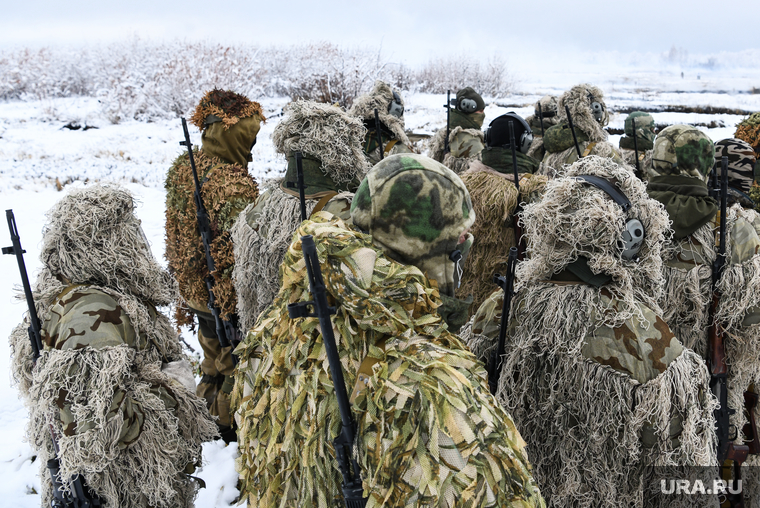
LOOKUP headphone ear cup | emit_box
[521,132,533,154]
[621,218,645,260]
[484,127,491,146]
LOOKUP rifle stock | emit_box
[4,210,103,508]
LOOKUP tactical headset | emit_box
[388,90,404,118]
[484,113,534,155]
[450,96,479,114]
[587,91,605,123]
[575,175,645,260]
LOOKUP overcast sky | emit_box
[1,0,757,66]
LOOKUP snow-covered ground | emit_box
[1,82,759,506]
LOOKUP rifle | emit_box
[507,121,525,260]
[3,210,103,508]
[708,157,749,505]
[488,247,518,395]
[374,109,384,160]
[444,90,451,154]
[565,105,583,160]
[537,102,545,136]
[287,235,367,507]
[179,118,239,363]
[631,117,642,180]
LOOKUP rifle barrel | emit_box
[631,117,641,178]
[565,105,582,159]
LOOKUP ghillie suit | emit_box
[538,83,622,178]
[619,111,656,180]
[456,142,547,313]
[736,114,760,213]
[461,156,718,507]
[232,154,546,508]
[348,80,413,165]
[231,100,368,333]
[650,132,760,500]
[525,95,559,161]
[165,88,263,437]
[428,87,486,174]
[9,185,217,508]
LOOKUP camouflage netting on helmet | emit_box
[714,138,756,194]
[165,149,259,324]
[190,88,266,130]
[557,83,609,142]
[652,125,714,181]
[230,181,347,332]
[41,184,177,307]
[522,156,671,312]
[661,204,760,444]
[459,281,718,508]
[735,112,760,158]
[231,213,545,508]
[272,100,370,186]
[350,154,475,298]
[9,184,217,507]
[456,161,547,310]
[525,95,560,135]
[348,80,410,146]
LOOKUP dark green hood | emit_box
[647,175,718,239]
[201,115,261,167]
[280,152,359,199]
[481,147,539,175]
[449,109,485,131]
[619,136,654,151]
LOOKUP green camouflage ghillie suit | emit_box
[619,111,656,180]
[650,131,760,495]
[230,100,369,333]
[9,185,217,508]
[456,122,546,313]
[461,156,718,507]
[538,83,623,177]
[525,95,559,161]
[232,154,546,507]
[428,87,486,174]
[165,88,263,436]
[348,80,414,165]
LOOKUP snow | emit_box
[1,77,759,506]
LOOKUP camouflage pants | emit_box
[191,305,236,441]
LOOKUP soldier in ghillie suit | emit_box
[457,113,547,314]
[230,100,369,334]
[232,153,546,508]
[524,95,559,161]
[649,130,760,495]
[348,80,414,165]
[619,111,657,179]
[461,156,718,507]
[164,88,263,442]
[428,87,486,174]
[735,112,760,208]
[539,83,623,177]
[9,185,218,508]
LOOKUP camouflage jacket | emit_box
[11,281,217,507]
[539,140,623,178]
[620,147,654,180]
[165,149,259,325]
[428,126,485,174]
[363,128,414,166]
[232,213,545,508]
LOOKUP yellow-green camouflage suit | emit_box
[232,213,545,508]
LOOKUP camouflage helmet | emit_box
[41,184,177,306]
[714,138,757,194]
[350,153,475,296]
[652,125,714,181]
[624,112,656,143]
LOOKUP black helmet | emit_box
[484,113,534,154]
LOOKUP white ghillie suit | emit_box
[347,79,414,164]
[9,185,217,508]
[461,157,718,508]
[538,83,623,178]
[231,100,369,332]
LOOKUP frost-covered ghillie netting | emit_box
[0,39,514,123]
